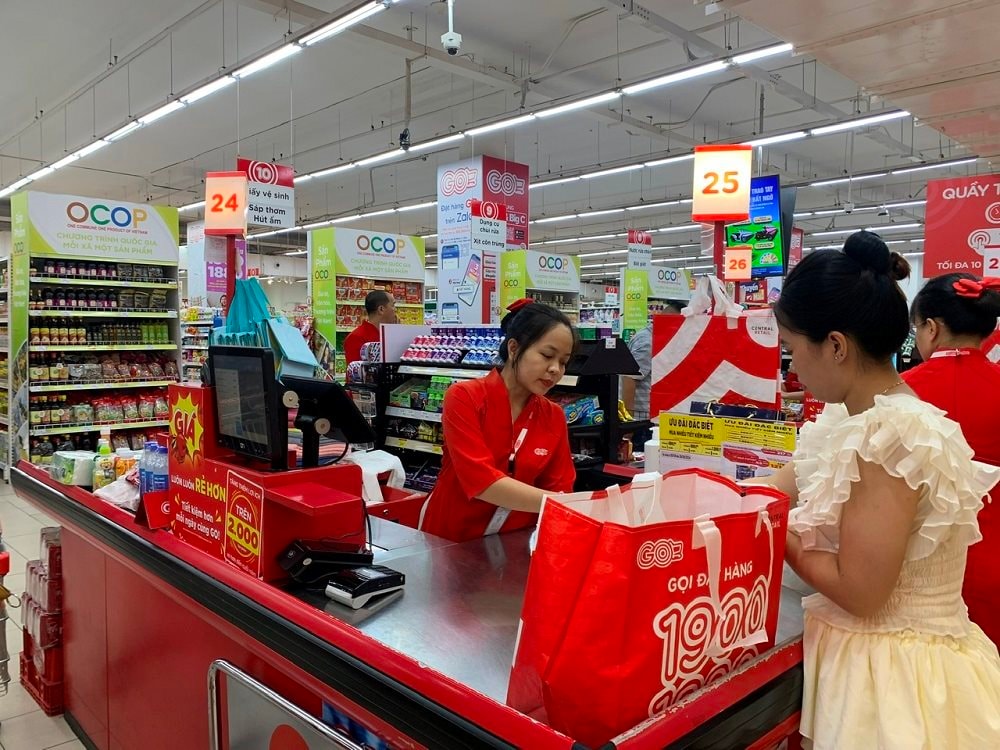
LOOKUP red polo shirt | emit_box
[343,320,380,365]
[903,347,1000,644]
[419,369,576,542]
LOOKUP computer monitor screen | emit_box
[724,174,784,278]
[210,346,287,470]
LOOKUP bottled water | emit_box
[151,446,169,493]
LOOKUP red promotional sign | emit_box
[470,199,508,221]
[627,229,653,246]
[236,158,294,188]
[482,155,529,249]
[923,174,1000,278]
[224,470,265,578]
[237,158,295,229]
[787,227,804,270]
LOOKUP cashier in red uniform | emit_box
[343,290,397,365]
[418,300,578,542]
[904,273,1000,644]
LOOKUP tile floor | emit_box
[0,479,84,750]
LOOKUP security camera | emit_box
[441,30,462,56]
[442,0,461,56]
[844,201,855,214]
[877,205,890,217]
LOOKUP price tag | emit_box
[724,246,752,281]
[985,249,1000,275]
[691,145,753,223]
[204,171,248,236]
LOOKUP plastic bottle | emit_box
[139,441,156,496]
[151,445,169,493]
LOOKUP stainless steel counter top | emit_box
[292,520,805,704]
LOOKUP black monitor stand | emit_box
[293,412,329,469]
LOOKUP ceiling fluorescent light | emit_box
[577,208,626,218]
[529,176,582,189]
[359,208,397,218]
[397,201,438,212]
[312,163,356,178]
[138,100,185,125]
[684,264,714,271]
[181,76,235,104]
[293,174,313,183]
[408,133,465,152]
[0,177,33,198]
[301,1,385,45]
[732,43,794,66]
[419,233,438,239]
[251,229,284,238]
[645,153,695,168]
[535,91,621,118]
[583,164,644,180]
[651,255,700,263]
[74,140,110,158]
[793,211,813,218]
[810,110,909,136]
[657,223,699,233]
[626,200,684,211]
[865,222,921,232]
[745,130,807,148]
[106,121,141,142]
[623,60,729,96]
[333,214,362,223]
[578,250,628,259]
[26,166,55,180]
[285,249,309,256]
[538,238,582,245]
[179,201,205,212]
[466,113,536,137]
[233,44,302,78]
[50,153,81,170]
[884,199,927,209]
[889,157,978,175]
[357,149,405,167]
[581,262,626,270]
[810,172,887,187]
[534,215,574,224]
[810,229,855,237]
[301,220,333,230]
[902,252,925,258]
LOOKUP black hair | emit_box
[498,302,578,367]
[911,273,1000,340]
[364,290,391,315]
[774,230,911,361]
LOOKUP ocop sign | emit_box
[356,234,406,254]
[66,201,148,228]
[538,254,567,270]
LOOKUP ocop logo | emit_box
[657,269,680,282]
[440,167,478,196]
[66,201,147,229]
[538,255,566,270]
[356,234,406,254]
[486,169,526,197]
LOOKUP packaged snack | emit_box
[154,395,169,419]
[164,361,179,379]
[133,363,152,379]
[115,452,138,478]
[117,364,131,379]
[102,362,119,381]
[129,433,146,451]
[147,266,163,279]
[133,264,148,279]
[112,433,131,451]
[68,363,86,380]
[119,290,135,309]
[118,263,133,279]
[133,291,151,309]
[92,453,117,491]
[72,403,95,423]
[137,395,155,420]
[122,397,141,421]
[148,363,165,378]
[149,289,167,309]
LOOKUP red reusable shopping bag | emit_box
[650,275,781,417]
[507,469,789,748]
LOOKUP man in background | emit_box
[622,302,683,449]
[344,290,397,364]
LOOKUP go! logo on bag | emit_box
[637,538,684,569]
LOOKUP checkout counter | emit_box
[11,347,805,750]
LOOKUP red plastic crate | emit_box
[19,651,65,716]
[32,642,64,683]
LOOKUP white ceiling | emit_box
[0,0,991,279]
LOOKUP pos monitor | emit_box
[279,375,377,468]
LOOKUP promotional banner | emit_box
[723,175,784,278]
[627,229,653,270]
[923,174,1000,277]
[186,222,246,306]
[224,470,265,578]
[499,251,528,311]
[9,194,30,460]
[648,266,692,301]
[309,227,424,375]
[787,227,804,271]
[439,200,504,323]
[436,155,530,262]
[237,158,295,228]
[621,269,649,332]
[499,250,581,311]
[23,192,179,262]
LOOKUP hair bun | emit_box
[842,230,909,279]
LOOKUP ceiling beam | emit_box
[604,0,917,158]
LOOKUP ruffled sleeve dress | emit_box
[789,394,1000,749]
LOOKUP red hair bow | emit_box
[953,277,1000,299]
[506,298,534,313]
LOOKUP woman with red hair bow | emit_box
[905,273,1000,643]
[418,300,578,542]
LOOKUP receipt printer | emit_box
[324,565,405,609]
[279,539,374,585]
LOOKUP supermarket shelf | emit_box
[397,364,491,379]
[183,345,210,350]
[580,305,620,310]
[29,309,177,319]
[30,379,177,393]
[384,436,443,455]
[30,276,178,288]
[32,344,178,352]
[181,320,215,326]
[29,419,168,437]
[385,406,443,423]
[568,423,604,436]
[337,300,424,309]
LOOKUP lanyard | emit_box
[930,348,975,359]
[487,411,533,537]
[508,427,529,474]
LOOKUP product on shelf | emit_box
[389,376,456,413]
[29,259,168,282]
[548,393,604,425]
[400,327,503,366]
[579,307,621,326]
[28,320,171,346]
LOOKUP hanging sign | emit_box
[787,227,804,270]
[237,158,295,229]
[204,171,248,236]
[691,144,753,223]
[923,173,1000,277]
[627,229,653,269]
[724,246,752,281]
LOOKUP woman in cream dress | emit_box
[756,231,1000,748]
